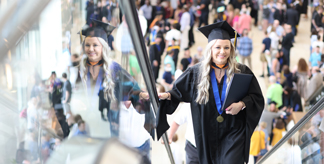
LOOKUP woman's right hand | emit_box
[160,137,172,145]
[158,92,170,100]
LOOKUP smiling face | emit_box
[84,37,103,62]
[211,39,231,65]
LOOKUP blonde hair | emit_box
[227,4,234,12]
[260,122,267,129]
[196,39,240,104]
[80,37,116,102]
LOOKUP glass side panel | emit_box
[0,0,155,163]
[262,108,324,164]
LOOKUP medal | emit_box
[217,115,224,123]
[210,67,228,123]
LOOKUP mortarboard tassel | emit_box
[80,29,83,44]
[234,31,237,50]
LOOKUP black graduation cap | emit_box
[78,19,116,43]
[198,21,240,48]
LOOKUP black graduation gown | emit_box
[156,63,264,164]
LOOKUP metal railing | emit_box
[257,97,324,163]
[118,0,175,163]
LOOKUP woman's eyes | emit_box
[215,47,230,49]
[85,44,98,47]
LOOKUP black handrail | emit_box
[257,97,324,163]
[118,0,175,163]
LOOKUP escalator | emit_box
[257,95,324,164]
[0,0,175,163]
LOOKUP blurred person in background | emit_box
[197,0,211,27]
[259,102,286,136]
[225,4,235,26]
[170,134,183,164]
[271,49,287,78]
[311,34,324,54]
[292,58,309,100]
[232,9,240,30]
[165,23,181,50]
[281,65,293,89]
[193,46,204,62]
[58,37,72,77]
[149,33,163,82]
[70,54,81,89]
[73,120,88,136]
[180,5,191,50]
[306,67,323,100]
[273,3,284,25]
[46,72,62,107]
[285,3,299,40]
[260,31,271,77]
[86,0,95,25]
[237,8,252,35]
[164,47,176,76]
[309,45,322,68]
[281,24,294,66]
[249,125,266,163]
[311,6,323,32]
[161,63,174,90]
[282,86,303,112]
[271,117,286,146]
[167,103,197,164]
[266,19,284,38]
[61,73,72,116]
[69,114,90,138]
[183,47,192,64]
[140,0,153,32]
[237,29,253,70]
[267,76,283,108]
[188,2,196,47]
[268,26,279,52]
[301,132,321,164]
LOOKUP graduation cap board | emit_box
[78,19,116,43]
[198,21,240,49]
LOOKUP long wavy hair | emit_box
[80,37,116,102]
[196,39,240,104]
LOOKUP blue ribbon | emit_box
[210,69,227,115]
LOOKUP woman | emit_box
[157,21,264,164]
[79,19,148,137]
[292,58,309,100]
[232,9,240,30]
[269,26,279,51]
[225,4,234,27]
[271,49,287,78]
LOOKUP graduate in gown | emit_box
[78,19,153,139]
[156,21,265,164]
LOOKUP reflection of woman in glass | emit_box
[157,21,264,164]
[79,19,146,137]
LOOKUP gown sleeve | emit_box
[238,64,265,161]
[111,62,141,104]
[156,66,197,140]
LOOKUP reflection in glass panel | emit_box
[262,108,324,164]
[0,0,154,163]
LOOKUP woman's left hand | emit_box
[225,102,243,115]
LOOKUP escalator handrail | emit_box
[117,1,175,164]
[257,97,324,163]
